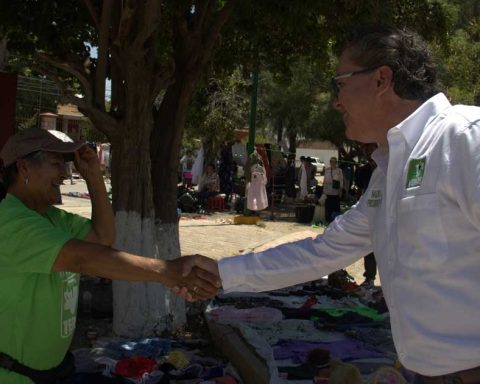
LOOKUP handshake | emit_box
[166,255,221,301]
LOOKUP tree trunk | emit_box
[109,67,177,337]
[276,119,283,144]
[149,71,199,331]
[288,130,297,155]
[148,3,237,331]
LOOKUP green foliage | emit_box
[80,119,108,143]
[209,0,453,153]
[186,68,250,154]
[433,1,480,105]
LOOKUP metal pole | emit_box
[270,173,275,220]
[247,70,259,156]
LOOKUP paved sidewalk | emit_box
[59,180,379,286]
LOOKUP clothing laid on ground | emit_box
[0,194,91,384]
[218,93,480,376]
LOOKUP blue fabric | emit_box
[273,338,386,363]
[103,338,172,359]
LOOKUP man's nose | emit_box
[331,95,342,111]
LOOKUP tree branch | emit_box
[36,52,93,102]
[95,0,114,109]
[39,69,117,140]
[132,0,162,49]
[152,61,175,101]
[83,0,100,29]
[77,103,119,141]
[115,1,136,47]
[193,0,213,33]
[200,0,238,68]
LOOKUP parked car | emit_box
[309,157,325,175]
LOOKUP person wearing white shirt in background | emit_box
[298,156,309,199]
[322,157,344,222]
[181,25,480,383]
[180,149,195,188]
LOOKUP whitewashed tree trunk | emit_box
[112,216,185,337]
[155,223,186,329]
[109,89,185,337]
[112,212,163,336]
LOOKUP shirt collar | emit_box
[393,92,452,149]
[371,145,389,174]
[372,93,452,175]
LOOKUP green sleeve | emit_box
[46,206,92,240]
[0,207,91,276]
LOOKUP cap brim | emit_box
[43,141,87,162]
[43,141,86,153]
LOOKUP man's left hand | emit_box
[74,145,102,181]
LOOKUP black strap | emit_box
[0,351,74,384]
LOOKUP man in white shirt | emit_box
[182,26,480,383]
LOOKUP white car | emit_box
[309,157,325,175]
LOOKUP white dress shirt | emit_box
[218,93,480,376]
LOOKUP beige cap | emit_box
[0,128,86,167]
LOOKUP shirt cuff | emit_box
[218,254,249,293]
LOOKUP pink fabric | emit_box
[247,167,268,211]
[208,305,283,322]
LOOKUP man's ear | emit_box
[376,65,393,93]
[16,159,29,179]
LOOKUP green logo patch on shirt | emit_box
[367,189,382,207]
[406,157,426,188]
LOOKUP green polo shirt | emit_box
[0,194,91,383]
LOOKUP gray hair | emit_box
[344,25,439,101]
[2,150,52,188]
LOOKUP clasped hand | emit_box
[168,255,221,301]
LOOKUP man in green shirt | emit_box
[0,128,219,383]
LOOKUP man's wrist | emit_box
[83,170,104,184]
[155,259,175,287]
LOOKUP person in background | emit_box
[180,149,195,188]
[197,163,220,201]
[354,143,378,287]
[323,157,344,222]
[298,156,308,199]
[0,128,219,384]
[65,161,75,185]
[218,142,235,204]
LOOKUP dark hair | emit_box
[344,25,439,101]
[1,151,50,189]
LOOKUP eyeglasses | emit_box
[330,66,382,96]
